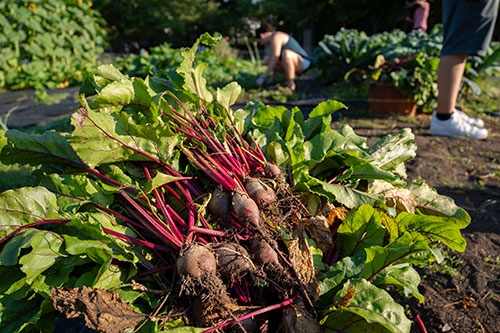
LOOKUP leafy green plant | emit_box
[462,43,500,96]
[113,36,295,104]
[116,37,263,91]
[314,28,381,84]
[0,0,106,91]
[115,42,184,78]
[315,27,442,111]
[367,52,439,111]
[0,34,470,332]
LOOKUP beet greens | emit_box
[0,34,471,333]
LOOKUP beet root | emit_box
[245,177,277,208]
[176,244,217,279]
[214,242,254,279]
[250,238,281,268]
[232,190,260,228]
[209,187,232,220]
[178,245,238,327]
[264,163,282,179]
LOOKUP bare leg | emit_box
[436,53,468,115]
[281,49,302,91]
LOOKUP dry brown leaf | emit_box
[50,286,146,333]
[303,203,348,253]
[302,214,333,253]
[325,206,349,226]
[288,224,320,300]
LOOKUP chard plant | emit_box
[0,33,470,333]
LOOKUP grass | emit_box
[483,255,500,266]
[323,80,369,101]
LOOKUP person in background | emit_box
[408,0,430,32]
[255,22,311,92]
[429,0,498,139]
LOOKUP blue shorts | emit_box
[441,0,499,57]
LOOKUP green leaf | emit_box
[0,266,28,296]
[368,128,417,178]
[303,99,346,139]
[39,173,115,211]
[143,172,186,194]
[88,77,153,114]
[177,33,221,102]
[307,130,362,162]
[30,256,83,295]
[408,180,471,228]
[397,212,468,252]
[70,103,178,167]
[0,187,67,238]
[0,130,7,148]
[317,255,365,309]
[95,63,129,83]
[320,279,411,333]
[249,103,293,133]
[216,81,241,111]
[361,231,431,280]
[92,262,128,289]
[61,213,140,264]
[0,292,45,333]
[63,234,113,265]
[0,229,63,284]
[372,264,424,303]
[336,205,387,257]
[294,177,382,208]
[0,130,83,169]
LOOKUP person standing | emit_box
[429,0,498,139]
[255,22,311,92]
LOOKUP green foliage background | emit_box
[0,0,106,90]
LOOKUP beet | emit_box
[214,242,254,279]
[232,191,260,228]
[209,187,232,220]
[244,177,277,208]
[250,238,281,267]
[264,163,282,179]
[176,244,217,279]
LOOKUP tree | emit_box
[93,0,259,51]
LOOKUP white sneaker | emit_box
[430,111,488,139]
[454,109,485,128]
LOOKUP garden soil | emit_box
[1,81,499,333]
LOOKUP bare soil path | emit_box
[0,87,81,128]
